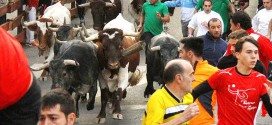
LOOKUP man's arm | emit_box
[164,0,181,7]
[188,27,195,37]
[191,80,213,101]
[268,19,272,39]
[161,103,199,125]
[261,84,272,117]
[159,14,170,23]
[228,2,236,14]
[240,2,249,11]
[138,13,145,31]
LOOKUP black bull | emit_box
[49,41,100,117]
[144,33,180,98]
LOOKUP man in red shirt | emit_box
[192,36,272,124]
[0,27,41,125]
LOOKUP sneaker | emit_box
[31,40,39,46]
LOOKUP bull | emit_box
[82,14,142,123]
[23,1,71,63]
[49,40,100,117]
[79,0,121,31]
[144,32,180,98]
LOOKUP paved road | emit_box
[22,0,272,124]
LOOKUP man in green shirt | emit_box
[194,0,235,39]
[138,0,170,61]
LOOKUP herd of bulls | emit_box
[23,0,179,124]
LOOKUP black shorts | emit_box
[0,75,41,125]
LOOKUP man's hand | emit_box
[179,103,199,123]
[137,24,143,32]
[201,21,208,28]
[264,83,272,103]
[156,11,162,20]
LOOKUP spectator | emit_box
[252,0,272,38]
[142,59,199,125]
[76,0,87,24]
[179,37,218,125]
[226,11,272,73]
[188,0,224,37]
[26,0,39,46]
[164,0,198,37]
[192,36,272,124]
[137,0,170,62]
[38,0,51,16]
[194,0,235,39]
[217,29,267,76]
[0,27,41,125]
[199,18,227,66]
[39,89,76,125]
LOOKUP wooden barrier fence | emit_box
[0,0,78,43]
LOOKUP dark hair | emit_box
[235,36,259,52]
[163,59,185,83]
[231,11,252,30]
[207,18,221,27]
[203,0,212,5]
[228,29,248,39]
[180,37,204,57]
[41,88,75,117]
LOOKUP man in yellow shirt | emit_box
[142,59,199,125]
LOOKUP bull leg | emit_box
[39,69,48,81]
[112,88,123,120]
[75,93,80,118]
[144,67,155,98]
[95,88,108,124]
[81,94,87,102]
[86,82,98,110]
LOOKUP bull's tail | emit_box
[128,68,143,86]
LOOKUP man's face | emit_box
[229,38,238,55]
[179,65,195,93]
[208,20,222,39]
[39,104,75,125]
[150,0,158,5]
[230,19,241,31]
[203,1,212,13]
[235,42,258,69]
[263,0,272,10]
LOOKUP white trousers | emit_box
[26,7,36,43]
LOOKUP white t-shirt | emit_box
[252,9,272,37]
[188,11,224,36]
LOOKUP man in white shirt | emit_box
[252,0,272,38]
[188,0,223,37]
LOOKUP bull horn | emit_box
[178,47,181,51]
[82,24,90,37]
[85,33,99,41]
[22,18,37,27]
[63,17,66,25]
[54,35,67,44]
[30,63,49,71]
[150,46,160,51]
[123,31,140,37]
[105,2,115,7]
[63,60,80,66]
[122,41,145,57]
[46,22,59,32]
[78,3,90,8]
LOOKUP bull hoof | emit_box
[95,117,106,124]
[144,89,155,98]
[86,103,94,111]
[112,113,123,120]
[38,76,47,81]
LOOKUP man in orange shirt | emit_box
[179,37,218,125]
